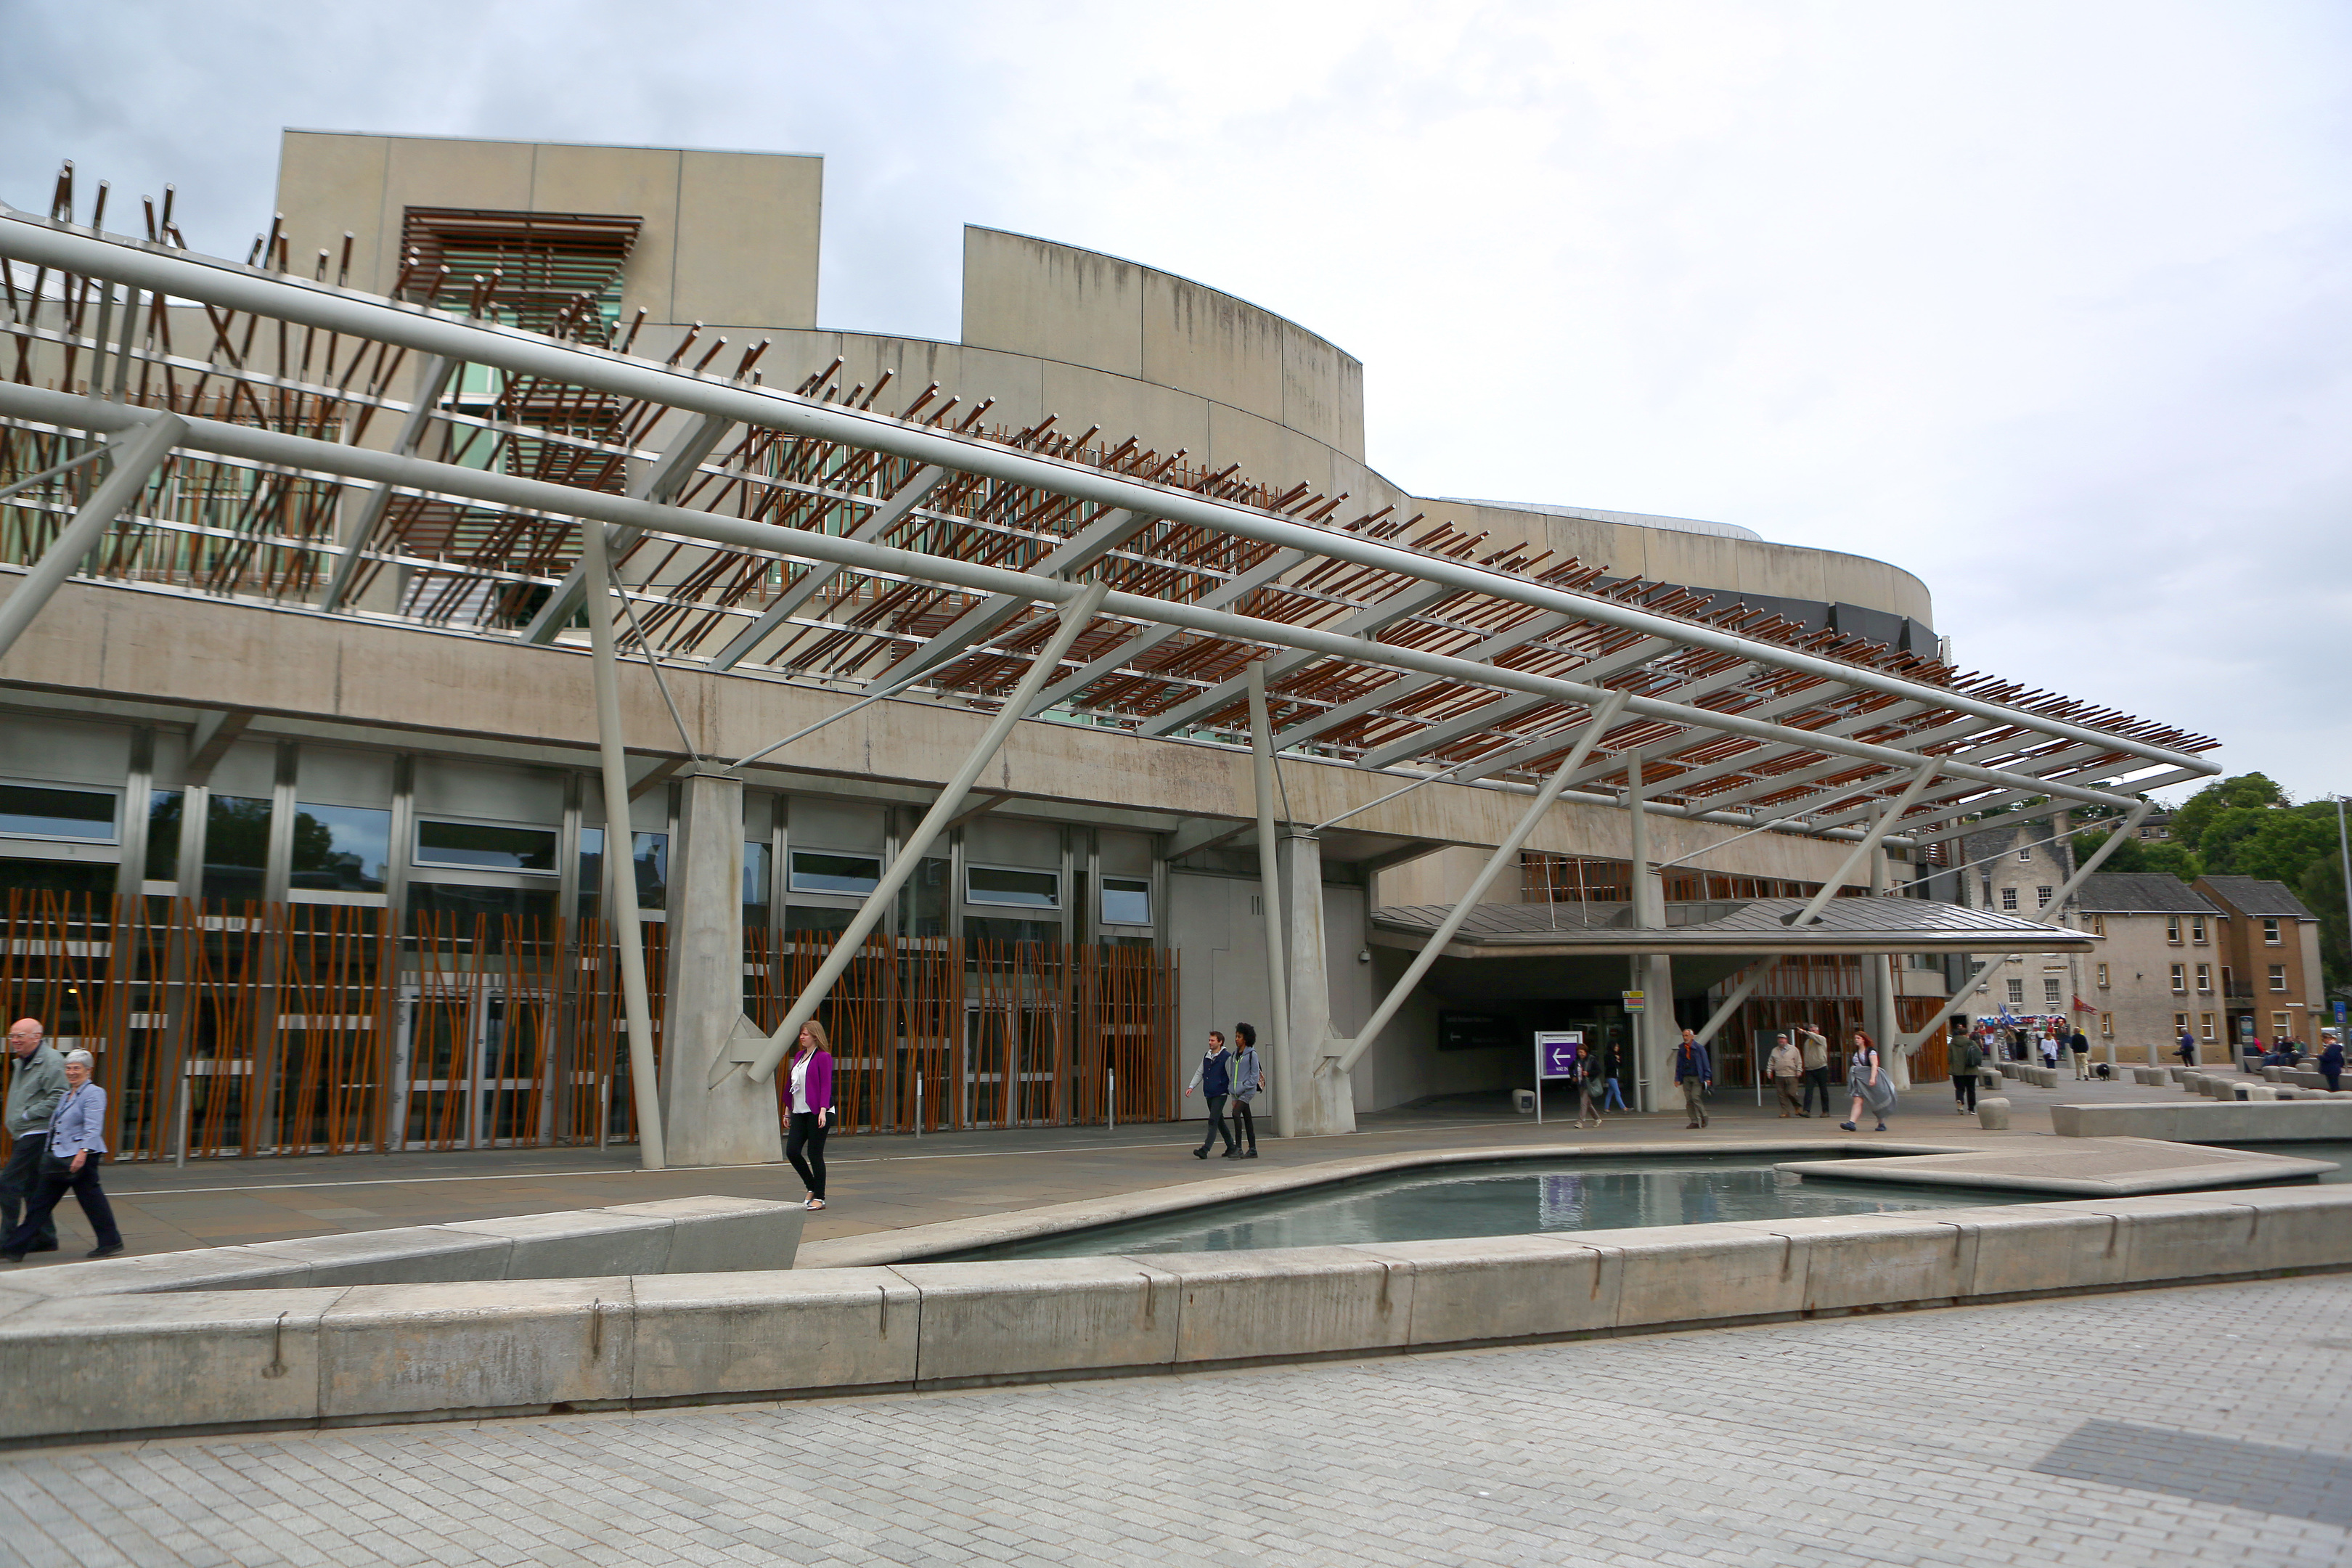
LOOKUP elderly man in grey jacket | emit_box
[1,1018,66,1254]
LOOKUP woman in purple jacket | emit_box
[784,1020,836,1209]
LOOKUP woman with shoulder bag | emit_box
[1841,1029,1896,1133]
[1,1049,123,1261]
[783,1020,836,1211]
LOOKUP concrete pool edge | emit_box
[9,1181,2352,1449]
[794,1139,1973,1268]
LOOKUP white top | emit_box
[789,1055,812,1115]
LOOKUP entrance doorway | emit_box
[395,987,555,1148]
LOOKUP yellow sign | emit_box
[1621,989,1646,1013]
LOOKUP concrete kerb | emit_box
[2049,1098,2352,1140]
[7,1170,2352,1449]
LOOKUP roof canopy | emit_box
[1371,897,2099,960]
[0,191,2223,852]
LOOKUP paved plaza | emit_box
[4,1273,2348,1567]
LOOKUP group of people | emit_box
[1183,1024,1266,1156]
[1,1018,124,1264]
[1752,1025,1897,1131]
[1969,1017,2094,1078]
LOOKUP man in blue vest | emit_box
[1674,1027,1714,1129]
[1184,1030,1237,1159]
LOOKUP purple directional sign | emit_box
[1537,1031,1584,1079]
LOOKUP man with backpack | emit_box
[1952,1032,1984,1114]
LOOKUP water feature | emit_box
[950,1154,2046,1260]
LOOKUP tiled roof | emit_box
[2075,874,2224,916]
[2197,876,2317,920]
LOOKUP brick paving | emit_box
[4,1273,2347,1567]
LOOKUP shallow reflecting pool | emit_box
[2216,1141,2352,1183]
[952,1156,2038,1260]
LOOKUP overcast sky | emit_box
[7,1,2345,803]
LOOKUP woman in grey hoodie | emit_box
[1228,1022,1263,1159]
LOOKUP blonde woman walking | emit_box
[783,1019,836,1210]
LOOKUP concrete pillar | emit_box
[660,765,782,1167]
[1278,831,1356,1137]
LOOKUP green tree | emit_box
[2069,828,2202,883]
[2171,772,2288,846]
[2300,827,2350,995]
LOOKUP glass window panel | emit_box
[743,841,772,907]
[415,818,558,873]
[1101,875,1151,926]
[968,864,1060,909]
[576,827,667,913]
[791,849,881,896]
[145,789,182,881]
[291,803,391,893]
[0,782,117,841]
[896,857,950,939]
[0,857,115,897]
[202,793,272,904]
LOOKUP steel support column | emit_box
[1246,660,1295,1136]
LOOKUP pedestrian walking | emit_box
[1,1018,65,1255]
[2069,1024,2092,1079]
[1798,1024,1833,1117]
[1227,1023,1263,1158]
[1,1050,123,1261]
[1673,1029,1712,1129]
[1184,1029,1236,1159]
[782,1019,835,1211]
[1840,1029,1895,1133]
[1572,1040,1604,1127]
[1952,1032,1983,1114]
[2320,1035,2344,1094]
[1768,1034,1804,1117]
[2176,1028,2198,1068]
[1601,1039,1630,1112]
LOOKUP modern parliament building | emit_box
[0,133,2218,1164]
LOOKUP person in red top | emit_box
[784,1019,836,1210]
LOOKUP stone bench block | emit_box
[2248,1085,2279,1100]
[1590,1222,1805,1328]
[1344,1234,1617,1345]
[1140,1246,1410,1365]
[632,1267,916,1400]
[2051,1099,2352,1140]
[1763,1214,1971,1312]
[0,1287,343,1442]
[1977,1098,2012,1130]
[1945,1204,2128,1296]
[444,1211,675,1281]
[600,1195,804,1273]
[2221,1185,2352,1273]
[2087,1195,2267,1286]
[890,1257,1176,1382]
[245,1225,511,1286]
[319,1277,633,1420]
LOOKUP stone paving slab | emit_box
[1,1274,2344,1567]
[1776,1135,2340,1196]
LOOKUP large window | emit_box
[2170,964,2186,992]
[743,841,772,926]
[203,793,273,904]
[2099,1012,2113,1039]
[2035,886,2054,909]
[2000,887,2019,912]
[578,828,668,913]
[789,849,882,896]
[2043,978,2063,1006]
[2095,963,2110,989]
[291,804,391,893]
[2190,917,2208,944]
[2263,918,2282,944]
[0,782,117,842]
[967,864,1060,910]
[2194,964,2211,993]
[2269,964,2287,992]
[416,819,558,873]
[144,790,182,881]
[2006,979,2025,1005]
[2166,916,2182,944]
[1099,875,1152,928]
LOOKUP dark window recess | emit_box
[145,790,182,882]
[397,206,641,336]
[416,819,558,873]
[965,915,1060,947]
[291,804,391,893]
[407,882,558,940]
[785,906,855,939]
[202,793,272,905]
[0,783,116,841]
[1100,875,1151,926]
[791,849,883,896]
[576,828,667,916]
[897,857,950,939]
[0,858,115,898]
[968,865,1059,909]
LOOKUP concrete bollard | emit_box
[2249,1085,2279,1100]
[1980,1070,2003,1092]
[1976,1097,2012,1130]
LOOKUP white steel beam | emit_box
[0,413,185,661]
[1246,660,1294,1135]
[320,356,453,613]
[708,464,948,670]
[0,211,2211,780]
[523,409,738,644]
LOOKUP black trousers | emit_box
[1196,1093,1234,1153]
[2,1151,118,1254]
[1953,1073,1978,1111]
[1800,1067,1833,1116]
[785,1111,830,1200]
[0,1131,55,1247]
[1230,1098,1257,1151]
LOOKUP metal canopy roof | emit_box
[0,176,2222,848]
[1371,897,2100,958]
